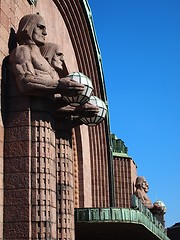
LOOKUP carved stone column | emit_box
[31,103,57,239]
[4,69,75,239]
[55,119,74,240]
[4,64,32,239]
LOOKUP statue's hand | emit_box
[153,203,163,210]
[56,102,99,118]
[57,77,84,96]
[76,102,99,117]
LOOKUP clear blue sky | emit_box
[88,0,180,227]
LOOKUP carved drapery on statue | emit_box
[4,13,100,240]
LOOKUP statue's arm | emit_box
[9,46,58,96]
[135,190,153,209]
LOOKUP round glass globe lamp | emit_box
[81,96,107,126]
[62,72,93,106]
[154,200,167,213]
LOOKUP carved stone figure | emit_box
[5,14,93,240]
[40,42,99,118]
[39,42,68,78]
[134,176,164,213]
[9,14,84,97]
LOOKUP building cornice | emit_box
[75,207,170,240]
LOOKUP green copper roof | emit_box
[112,151,131,158]
[75,207,170,240]
[111,133,129,154]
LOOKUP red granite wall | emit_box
[75,125,92,208]
[114,156,137,208]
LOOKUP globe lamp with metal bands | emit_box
[61,72,94,106]
[81,96,107,126]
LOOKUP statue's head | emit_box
[135,176,149,192]
[16,14,47,46]
[40,42,68,77]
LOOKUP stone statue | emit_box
[5,12,101,239]
[6,13,97,239]
[40,42,99,118]
[39,42,68,79]
[9,14,84,97]
[134,176,164,213]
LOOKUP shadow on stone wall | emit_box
[1,27,17,125]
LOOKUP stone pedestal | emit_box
[4,67,75,239]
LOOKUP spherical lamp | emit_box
[81,96,107,126]
[62,72,93,106]
[154,200,167,214]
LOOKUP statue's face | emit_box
[32,19,47,46]
[51,47,64,71]
[142,179,149,193]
